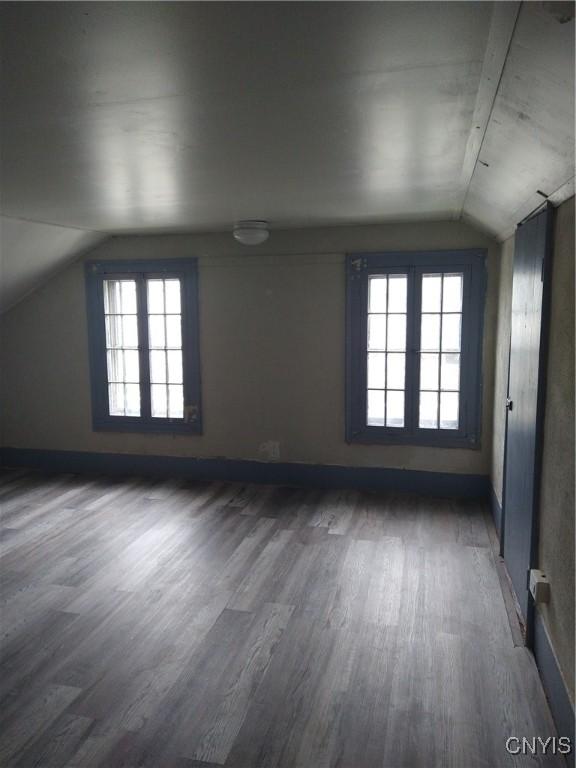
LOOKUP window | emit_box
[85,259,201,433]
[346,250,486,448]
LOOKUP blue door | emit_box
[502,204,553,627]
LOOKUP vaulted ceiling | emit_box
[1,1,574,310]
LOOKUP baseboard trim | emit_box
[533,612,575,762]
[0,447,490,499]
[490,482,503,537]
[486,487,573,754]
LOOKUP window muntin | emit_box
[418,272,462,430]
[147,278,184,419]
[366,274,408,428]
[103,279,141,417]
[346,250,485,448]
[86,259,201,434]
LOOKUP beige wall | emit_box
[1,220,498,475]
[491,235,514,505]
[538,196,575,703]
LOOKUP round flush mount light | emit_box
[233,220,269,246]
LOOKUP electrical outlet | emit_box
[259,441,280,461]
[529,569,550,604]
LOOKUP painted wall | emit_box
[0,220,498,475]
[537,196,575,703]
[491,235,514,506]
[490,196,575,703]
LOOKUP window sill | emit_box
[92,417,202,435]
[346,428,480,450]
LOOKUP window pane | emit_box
[422,275,442,312]
[125,384,140,417]
[103,278,141,418]
[386,353,405,389]
[419,391,438,429]
[443,274,463,312]
[386,391,404,428]
[166,315,182,348]
[148,280,164,314]
[123,350,140,383]
[440,392,459,430]
[121,281,137,314]
[107,349,123,382]
[108,383,125,416]
[150,350,167,383]
[367,390,385,426]
[168,384,184,418]
[368,315,387,351]
[441,353,460,391]
[167,350,183,384]
[151,384,168,417]
[367,352,385,389]
[104,279,137,315]
[420,353,439,390]
[122,316,138,348]
[149,315,166,348]
[104,280,121,315]
[420,314,440,352]
[369,277,387,313]
[387,314,406,351]
[165,280,182,314]
[387,275,407,313]
[441,314,461,352]
[105,316,123,348]
[147,278,185,420]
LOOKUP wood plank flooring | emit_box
[0,469,564,767]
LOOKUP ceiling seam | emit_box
[0,233,109,315]
[459,1,523,220]
[0,212,106,235]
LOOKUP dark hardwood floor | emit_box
[0,469,564,767]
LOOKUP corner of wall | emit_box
[490,234,514,511]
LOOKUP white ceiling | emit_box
[0,1,574,308]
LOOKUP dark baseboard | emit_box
[0,446,490,499]
[533,612,575,765]
[490,482,503,537]
[489,485,574,754]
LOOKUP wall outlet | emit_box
[529,569,551,604]
[259,441,280,461]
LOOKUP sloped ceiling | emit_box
[0,1,574,310]
[463,0,575,238]
[0,217,105,312]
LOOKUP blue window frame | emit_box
[346,249,486,448]
[85,259,202,434]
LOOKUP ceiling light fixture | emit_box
[233,220,269,246]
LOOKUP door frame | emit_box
[500,202,554,646]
